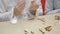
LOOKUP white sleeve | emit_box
[46,9,60,14]
[45,0,54,14]
[0,7,14,22]
[0,0,21,22]
[0,0,7,12]
[45,0,60,15]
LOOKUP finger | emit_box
[18,3,25,9]
[18,2,25,8]
[16,0,25,8]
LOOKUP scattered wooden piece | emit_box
[31,31,34,34]
[24,29,29,34]
[37,18,45,22]
[55,15,60,20]
[28,17,35,20]
[55,16,59,20]
[25,32,28,34]
[39,28,45,34]
[24,30,28,32]
[44,26,52,32]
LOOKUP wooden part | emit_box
[59,16,60,20]
[55,16,59,20]
[24,30,28,32]
[25,32,28,34]
[39,29,45,34]
[24,29,30,33]
[44,26,52,32]
[37,18,45,22]
[24,30,29,34]
[31,31,34,34]
[28,17,35,20]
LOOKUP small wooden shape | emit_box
[24,29,29,34]
[25,32,28,34]
[39,29,45,34]
[31,31,34,34]
[55,16,59,20]
[28,17,35,20]
[59,16,60,20]
[37,18,45,22]
[44,26,52,32]
[24,30,28,32]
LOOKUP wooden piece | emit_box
[44,26,52,32]
[37,18,45,22]
[31,31,34,34]
[55,16,59,20]
[39,29,45,34]
[28,17,35,20]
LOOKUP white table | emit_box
[0,13,60,34]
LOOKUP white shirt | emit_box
[45,0,60,14]
[0,0,21,21]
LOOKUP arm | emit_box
[45,0,54,14]
[0,0,13,22]
[46,0,60,15]
[0,8,13,22]
[46,9,60,14]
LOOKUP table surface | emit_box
[0,13,60,34]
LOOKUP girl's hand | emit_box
[14,0,26,16]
